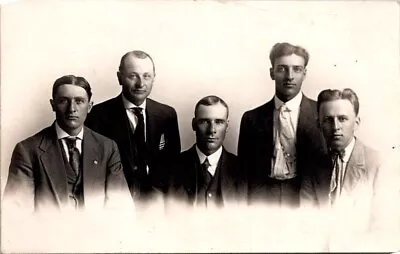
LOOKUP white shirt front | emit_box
[122,94,147,141]
[271,92,303,179]
[55,122,84,162]
[195,146,223,177]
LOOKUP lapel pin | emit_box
[94,160,98,164]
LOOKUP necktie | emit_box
[329,150,345,205]
[273,104,296,178]
[131,107,147,173]
[64,137,80,175]
[201,158,213,182]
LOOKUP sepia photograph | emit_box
[1,0,399,252]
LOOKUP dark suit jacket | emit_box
[3,124,132,212]
[85,94,181,197]
[238,94,327,203]
[167,145,247,207]
[300,138,387,231]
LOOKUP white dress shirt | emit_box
[338,137,356,180]
[195,146,223,177]
[271,92,303,179]
[55,122,84,161]
[122,94,147,141]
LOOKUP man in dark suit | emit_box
[168,96,246,209]
[3,75,132,213]
[300,88,396,232]
[85,50,181,202]
[238,42,326,208]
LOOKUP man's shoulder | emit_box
[84,126,117,146]
[355,139,381,166]
[91,96,120,112]
[147,98,176,114]
[242,99,274,119]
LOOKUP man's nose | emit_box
[286,69,294,80]
[68,101,77,112]
[207,122,217,133]
[333,118,341,130]
[136,77,145,87]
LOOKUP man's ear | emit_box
[117,71,122,85]
[354,116,361,130]
[269,67,275,80]
[50,99,56,112]
[303,67,307,76]
[191,118,196,131]
[88,100,94,113]
[226,119,230,133]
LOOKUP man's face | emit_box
[117,55,155,106]
[192,103,229,156]
[319,99,360,152]
[270,54,307,102]
[50,84,93,136]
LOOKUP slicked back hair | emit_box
[194,95,229,118]
[119,50,155,74]
[317,88,360,116]
[269,42,310,67]
[52,75,92,100]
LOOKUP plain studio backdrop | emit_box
[1,0,400,252]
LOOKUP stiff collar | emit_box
[274,92,303,111]
[55,122,84,140]
[122,93,147,110]
[195,145,223,167]
[341,137,356,163]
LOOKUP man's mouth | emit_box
[66,116,79,120]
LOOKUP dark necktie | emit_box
[201,158,212,183]
[330,150,345,205]
[132,107,147,173]
[65,137,80,175]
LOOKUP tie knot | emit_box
[132,107,143,115]
[202,158,211,169]
[332,149,345,161]
[64,137,77,149]
[280,104,290,112]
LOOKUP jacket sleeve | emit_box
[3,142,35,213]
[104,140,134,211]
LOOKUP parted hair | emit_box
[317,88,360,115]
[269,42,310,67]
[194,95,229,117]
[52,75,92,100]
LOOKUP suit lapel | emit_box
[342,139,366,193]
[297,96,318,142]
[218,149,233,202]
[82,127,103,206]
[39,125,68,205]
[146,98,159,153]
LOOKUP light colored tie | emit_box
[329,151,345,205]
[273,104,296,179]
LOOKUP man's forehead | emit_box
[54,84,88,97]
[274,54,305,66]
[196,104,228,117]
[122,56,154,71]
[319,99,355,114]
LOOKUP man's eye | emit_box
[338,116,347,122]
[128,74,138,79]
[276,66,286,72]
[293,66,304,73]
[143,74,152,80]
[215,119,225,125]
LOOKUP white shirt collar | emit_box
[55,122,84,140]
[122,94,146,110]
[274,92,303,111]
[341,137,356,163]
[195,145,223,167]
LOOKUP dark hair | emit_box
[119,50,155,74]
[52,75,92,100]
[194,95,229,117]
[317,88,360,115]
[269,42,310,67]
